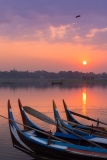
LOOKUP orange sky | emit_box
[0,0,107,73]
[0,40,107,73]
[0,1,107,73]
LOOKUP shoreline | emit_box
[0,78,107,87]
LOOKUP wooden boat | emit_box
[18,99,107,148]
[52,82,63,85]
[63,99,107,132]
[18,99,96,144]
[53,100,107,138]
[8,100,107,160]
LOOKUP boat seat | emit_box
[24,130,37,137]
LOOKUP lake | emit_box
[0,83,107,159]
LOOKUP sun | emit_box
[83,61,87,65]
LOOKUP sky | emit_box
[0,0,107,73]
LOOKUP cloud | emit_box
[86,28,107,38]
[0,0,107,49]
[50,25,70,39]
[0,20,11,25]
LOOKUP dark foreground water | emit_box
[0,84,107,159]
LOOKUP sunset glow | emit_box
[0,1,107,73]
[83,61,87,65]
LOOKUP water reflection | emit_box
[0,84,107,159]
[82,88,86,115]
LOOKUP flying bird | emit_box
[76,15,81,18]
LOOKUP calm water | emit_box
[0,84,107,159]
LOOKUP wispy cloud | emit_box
[0,20,11,25]
[50,25,70,39]
[0,0,107,49]
[86,27,107,38]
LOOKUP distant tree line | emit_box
[0,69,107,79]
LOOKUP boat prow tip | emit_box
[18,98,23,108]
[8,99,12,109]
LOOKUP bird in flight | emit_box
[76,15,81,18]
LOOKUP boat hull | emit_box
[8,100,107,160]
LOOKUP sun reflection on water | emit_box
[82,89,87,115]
